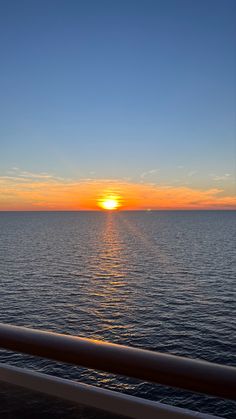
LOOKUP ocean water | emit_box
[0,211,235,418]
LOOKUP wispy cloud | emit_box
[187,170,197,177]
[140,169,159,179]
[210,173,233,181]
[2,168,64,182]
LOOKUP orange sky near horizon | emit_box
[0,173,235,211]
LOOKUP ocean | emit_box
[0,211,235,418]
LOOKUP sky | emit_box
[0,0,235,210]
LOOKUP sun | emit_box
[98,196,121,210]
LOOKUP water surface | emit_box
[0,211,235,418]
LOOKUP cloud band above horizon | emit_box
[0,170,235,211]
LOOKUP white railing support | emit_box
[0,363,221,419]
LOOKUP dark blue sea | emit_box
[0,211,235,418]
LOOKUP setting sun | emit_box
[98,197,121,210]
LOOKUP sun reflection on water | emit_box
[87,213,131,340]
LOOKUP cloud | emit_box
[187,170,197,177]
[210,173,233,181]
[140,169,159,179]
[1,169,65,183]
[0,170,235,210]
[18,171,54,179]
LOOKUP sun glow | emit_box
[98,196,121,210]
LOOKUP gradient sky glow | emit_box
[0,0,235,210]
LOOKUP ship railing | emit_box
[0,323,235,419]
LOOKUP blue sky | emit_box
[0,0,235,196]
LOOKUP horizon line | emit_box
[0,209,235,213]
